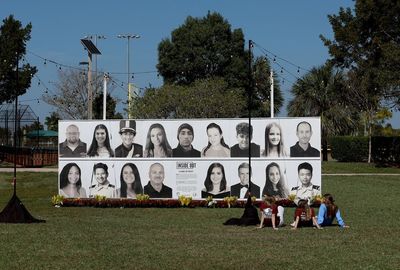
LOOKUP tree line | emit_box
[0,2,399,160]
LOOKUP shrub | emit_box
[372,136,400,167]
[330,136,368,162]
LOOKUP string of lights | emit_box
[9,43,312,107]
[252,41,312,73]
[23,51,152,98]
[26,50,158,78]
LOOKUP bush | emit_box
[372,136,400,167]
[330,136,368,162]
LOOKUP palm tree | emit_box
[44,112,60,131]
[287,63,357,161]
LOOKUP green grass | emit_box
[0,165,399,269]
[322,161,400,174]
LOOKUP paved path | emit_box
[323,173,400,176]
[0,168,58,172]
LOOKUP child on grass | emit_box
[317,193,349,228]
[258,195,284,230]
[291,199,321,230]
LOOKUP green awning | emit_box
[26,130,58,138]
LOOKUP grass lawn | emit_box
[322,161,400,174]
[0,163,399,269]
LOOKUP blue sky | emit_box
[2,0,398,128]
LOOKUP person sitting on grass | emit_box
[291,199,321,230]
[317,193,349,228]
[258,195,284,230]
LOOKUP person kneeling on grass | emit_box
[317,193,349,228]
[258,195,284,230]
[291,199,321,230]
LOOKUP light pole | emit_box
[84,34,106,83]
[80,39,101,119]
[117,34,140,119]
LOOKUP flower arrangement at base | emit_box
[56,197,304,208]
[205,196,217,208]
[178,195,192,207]
[313,194,323,204]
[51,194,64,207]
[223,196,238,208]
[136,194,150,201]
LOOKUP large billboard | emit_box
[58,118,321,200]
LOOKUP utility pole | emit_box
[84,34,106,86]
[103,73,109,120]
[248,39,253,191]
[117,34,140,119]
[270,69,274,118]
[80,39,101,119]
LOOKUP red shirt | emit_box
[295,207,315,221]
[259,202,278,218]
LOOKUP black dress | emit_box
[201,190,230,198]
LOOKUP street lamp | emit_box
[117,34,140,119]
[80,39,101,120]
[83,34,106,82]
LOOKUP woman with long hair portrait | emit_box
[143,123,173,158]
[201,123,230,157]
[116,163,143,198]
[262,162,289,199]
[201,162,230,198]
[59,163,87,198]
[87,124,114,157]
[262,122,287,157]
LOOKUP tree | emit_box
[42,69,119,119]
[153,12,283,118]
[320,1,400,109]
[93,93,123,119]
[130,78,247,119]
[23,120,43,133]
[346,69,393,163]
[45,111,60,131]
[157,12,248,87]
[0,15,37,102]
[287,63,357,161]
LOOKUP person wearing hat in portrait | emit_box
[290,162,320,205]
[89,163,116,198]
[172,123,201,157]
[115,120,143,158]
